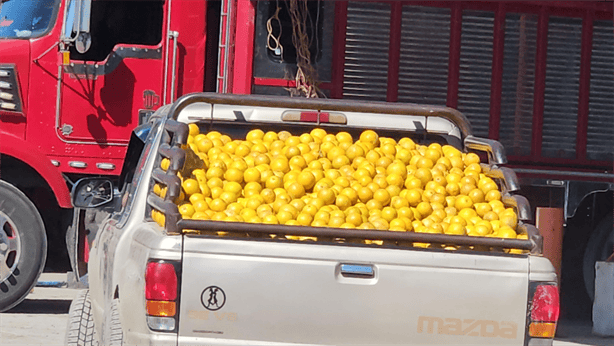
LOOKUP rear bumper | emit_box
[527,338,554,346]
[178,336,318,345]
[125,330,177,346]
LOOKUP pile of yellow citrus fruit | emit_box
[152,124,527,246]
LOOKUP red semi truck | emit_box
[0,0,611,319]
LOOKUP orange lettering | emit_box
[442,318,462,335]
[417,316,444,334]
[499,321,518,339]
[480,320,499,338]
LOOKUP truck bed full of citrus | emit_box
[151,123,531,253]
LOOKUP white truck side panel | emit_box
[529,255,558,283]
[178,237,529,345]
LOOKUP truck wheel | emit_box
[0,180,47,312]
[583,213,613,301]
[66,290,99,346]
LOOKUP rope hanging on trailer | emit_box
[286,0,323,98]
[266,1,284,60]
[265,0,324,98]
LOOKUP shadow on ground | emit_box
[556,320,614,346]
[5,299,72,314]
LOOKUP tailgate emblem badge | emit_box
[201,286,226,311]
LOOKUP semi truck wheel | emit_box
[66,290,99,346]
[583,213,613,301]
[0,180,47,312]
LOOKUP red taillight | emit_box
[529,283,559,338]
[531,285,560,322]
[145,262,177,301]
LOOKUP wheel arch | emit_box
[0,133,72,209]
[1,146,73,270]
[568,189,613,228]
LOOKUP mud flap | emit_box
[593,261,614,336]
[66,209,87,288]
[66,208,109,288]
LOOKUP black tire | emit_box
[0,180,47,312]
[66,290,99,346]
[107,299,124,346]
[583,213,614,301]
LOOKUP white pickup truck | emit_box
[65,93,559,346]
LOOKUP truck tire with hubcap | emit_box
[0,180,47,312]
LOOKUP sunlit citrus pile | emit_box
[152,124,527,245]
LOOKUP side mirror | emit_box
[62,0,92,53]
[75,32,91,54]
[72,177,114,208]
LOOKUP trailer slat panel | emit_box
[457,10,495,139]
[398,6,450,106]
[542,16,582,160]
[343,2,391,101]
[587,19,614,162]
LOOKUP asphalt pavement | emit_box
[0,273,612,345]
[554,321,614,346]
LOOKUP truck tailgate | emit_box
[178,236,529,345]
